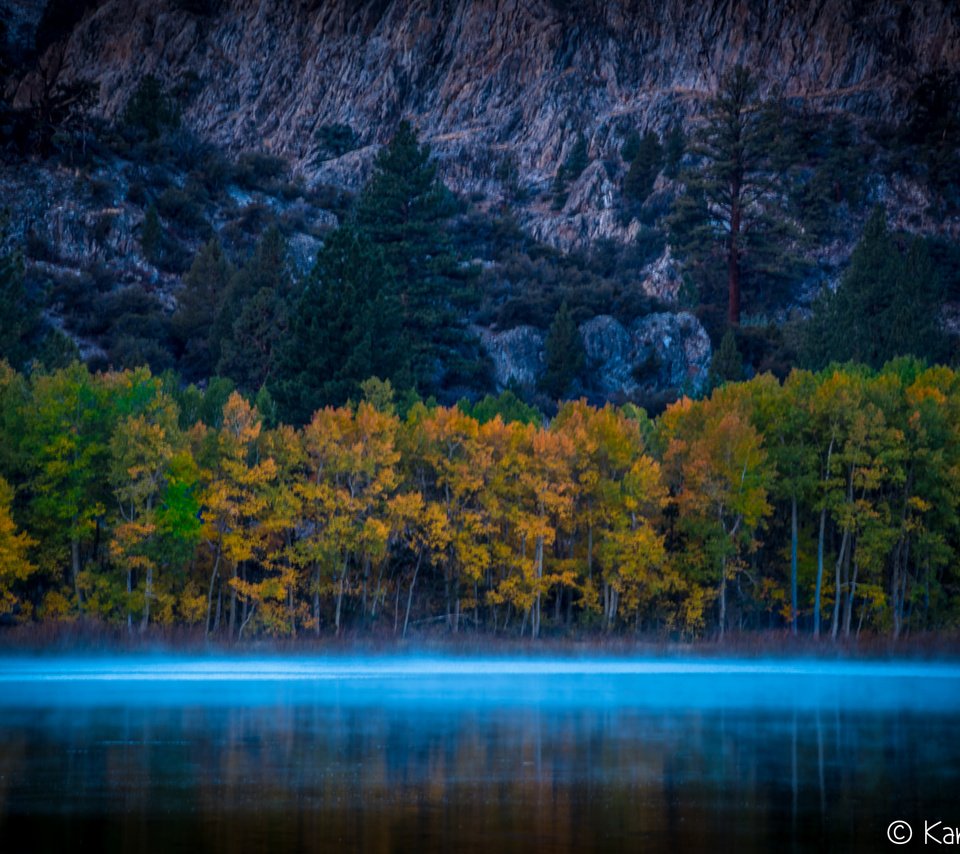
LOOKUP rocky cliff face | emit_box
[11,0,960,249]
[477,311,710,402]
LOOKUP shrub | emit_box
[120,75,180,141]
[315,123,359,160]
[233,151,288,192]
[156,187,210,236]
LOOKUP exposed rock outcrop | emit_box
[475,325,545,389]
[478,311,710,401]
[10,0,960,250]
[581,312,711,398]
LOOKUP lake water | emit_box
[0,657,958,852]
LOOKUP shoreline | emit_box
[2,623,960,661]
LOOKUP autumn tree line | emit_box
[0,356,958,641]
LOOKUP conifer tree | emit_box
[710,329,743,387]
[803,207,947,369]
[623,130,663,202]
[664,122,685,178]
[552,133,590,205]
[668,66,797,326]
[355,121,477,394]
[216,228,292,393]
[0,225,37,368]
[620,130,641,163]
[140,204,162,265]
[540,302,585,399]
[271,226,407,423]
[172,237,233,381]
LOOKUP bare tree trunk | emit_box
[719,555,727,640]
[238,604,256,641]
[361,555,369,619]
[830,530,850,640]
[140,566,153,632]
[402,549,423,639]
[288,586,296,638]
[728,189,741,326]
[229,562,238,637]
[394,576,402,635]
[335,552,349,636]
[127,569,133,633]
[791,495,798,636]
[205,549,221,638]
[843,558,858,638]
[813,437,835,637]
[313,564,321,637]
[814,508,827,637]
[241,562,248,625]
[71,537,82,610]
[533,536,543,639]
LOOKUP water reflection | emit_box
[0,660,957,853]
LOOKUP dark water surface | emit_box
[0,657,958,853]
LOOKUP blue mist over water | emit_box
[1,656,958,852]
[0,655,958,710]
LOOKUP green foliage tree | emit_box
[216,228,293,393]
[905,70,960,216]
[271,225,408,423]
[140,204,162,265]
[668,66,798,326]
[552,133,589,206]
[121,75,180,141]
[709,329,744,387]
[355,121,479,395]
[0,224,38,368]
[790,115,869,240]
[663,122,685,178]
[172,237,233,381]
[803,207,947,369]
[459,390,543,426]
[540,301,585,399]
[315,123,359,160]
[623,130,663,202]
[620,130,641,163]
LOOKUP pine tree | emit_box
[540,302,585,399]
[0,226,37,368]
[216,228,293,393]
[552,133,590,205]
[709,329,743,387]
[668,66,798,326]
[121,75,180,141]
[803,207,947,369]
[664,122,685,178]
[355,121,477,394]
[270,226,408,424]
[623,130,663,202]
[141,204,162,265]
[620,130,641,163]
[172,238,233,381]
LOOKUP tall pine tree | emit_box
[270,226,408,423]
[172,237,233,381]
[803,207,947,369]
[540,302,585,399]
[355,121,478,395]
[216,228,292,392]
[668,66,798,327]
